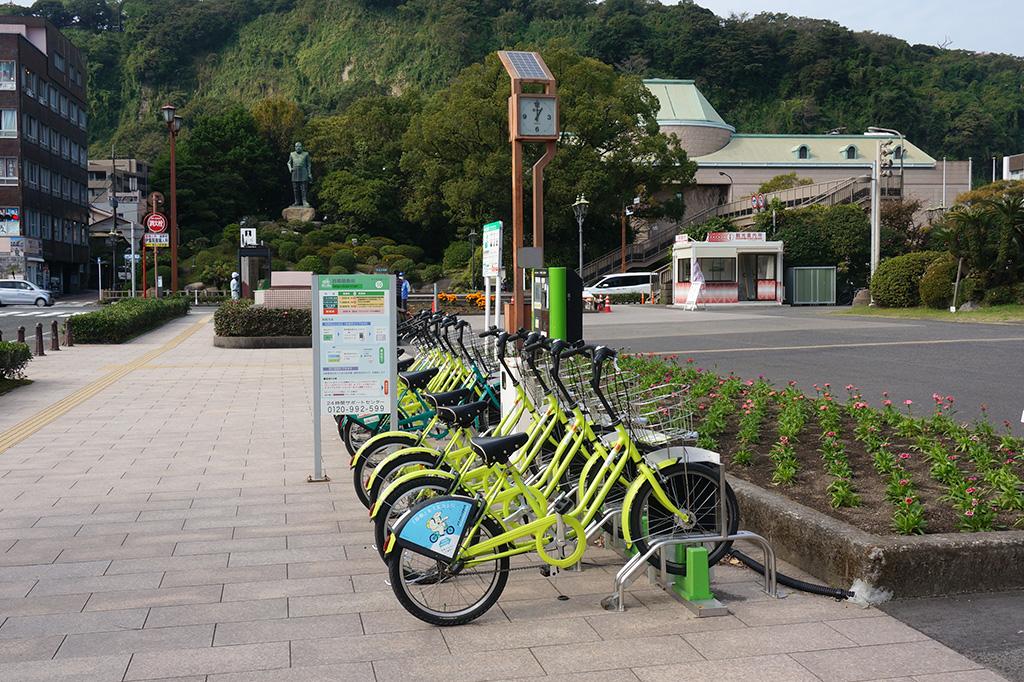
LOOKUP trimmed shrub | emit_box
[329,249,356,271]
[919,256,958,309]
[983,284,1018,306]
[0,340,31,379]
[294,255,326,274]
[68,298,191,344]
[214,300,311,337]
[870,251,943,308]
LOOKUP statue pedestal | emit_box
[282,206,316,223]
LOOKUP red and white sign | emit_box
[144,212,168,233]
[757,194,766,209]
[706,232,767,242]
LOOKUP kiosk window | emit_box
[700,257,736,282]
[677,260,691,283]
[756,255,775,279]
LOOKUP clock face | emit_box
[518,97,557,139]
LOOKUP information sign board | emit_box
[482,221,502,279]
[311,273,397,481]
[144,233,170,247]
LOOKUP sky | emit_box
[680,0,1024,57]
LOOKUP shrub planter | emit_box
[213,335,311,349]
[731,477,1024,598]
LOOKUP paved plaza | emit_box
[0,311,1011,681]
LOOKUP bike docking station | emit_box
[597,451,783,617]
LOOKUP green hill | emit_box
[13,0,1021,167]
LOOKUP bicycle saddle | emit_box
[470,432,530,466]
[400,367,439,390]
[437,400,490,428]
[423,387,472,409]
[397,357,415,372]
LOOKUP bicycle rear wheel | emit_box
[343,414,387,455]
[388,515,509,626]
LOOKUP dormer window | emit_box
[844,145,857,160]
[797,145,809,159]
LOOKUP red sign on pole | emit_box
[145,212,168,233]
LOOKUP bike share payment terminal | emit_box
[530,267,583,343]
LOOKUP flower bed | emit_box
[68,298,191,344]
[623,354,1023,536]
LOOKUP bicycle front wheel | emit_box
[626,461,739,575]
[343,414,387,455]
[388,515,509,626]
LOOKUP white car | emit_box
[583,272,654,300]
[0,279,54,307]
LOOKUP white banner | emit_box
[684,256,704,310]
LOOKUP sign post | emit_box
[482,221,502,331]
[311,274,397,482]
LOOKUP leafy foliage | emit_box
[68,298,190,343]
[757,172,813,195]
[0,341,32,379]
[870,251,944,308]
[214,299,311,337]
[918,255,961,309]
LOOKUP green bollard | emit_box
[674,546,714,602]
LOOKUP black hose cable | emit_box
[730,549,854,600]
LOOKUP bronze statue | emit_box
[287,142,312,207]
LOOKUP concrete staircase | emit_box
[581,175,872,283]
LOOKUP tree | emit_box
[66,0,113,30]
[880,198,927,257]
[295,255,326,274]
[150,106,282,241]
[30,0,71,27]
[757,173,813,195]
[251,96,305,158]
[401,45,695,267]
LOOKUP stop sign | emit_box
[145,212,168,233]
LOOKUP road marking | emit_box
[0,315,211,455]
[645,336,1024,356]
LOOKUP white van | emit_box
[0,279,54,307]
[583,272,654,299]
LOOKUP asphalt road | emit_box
[0,295,98,344]
[584,305,1024,430]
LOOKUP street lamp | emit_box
[467,229,478,289]
[161,104,183,292]
[718,171,734,204]
[866,126,904,282]
[572,194,589,275]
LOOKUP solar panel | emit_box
[505,51,548,80]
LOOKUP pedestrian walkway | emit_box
[0,313,1007,681]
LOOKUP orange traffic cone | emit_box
[603,295,612,313]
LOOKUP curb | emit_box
[729,476,1024,597]
[213,335,311,349]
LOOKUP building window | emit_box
[756,254,776,279]
[49,87,57,111]
[699,257,737,282]
[49,128,58,151]
[40,168,49,193]
[797,145,809,160]
[78,108,86,129]
[844,145,857,160]
[22,68,34,96]
[37,79,46,104]
[0,61,15,91]
[0,158,17,185]
[60,94,68,118]
[54,52,65,72]
[26,160,37,188]
[0,110,16,138]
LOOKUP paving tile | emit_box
[790,641,984,681]
[233,523,339,539]
[0,653,131,681]
[683,620,857,659]
[209,662,375,682]
[728,593,879,627]
[105,553,229,575]
[499,590,645,622]
[826,615,931,646]
[221,575,352,601]
[0,593,89,617]
[442,616,599,653]
[0,635,64,662]
[0,581,35,599]
[161,563,287,588]
[288,590,398,617]
[125,641,290,680]
[174,536,285,556]
[584,610,747,639]
[55,542,176,563]
[0,607,147,638]
[57,623,215,657]
[361,604,510,635]
[912,671,1008,681]
[146,598,288,628]
[531,635,701,674]
[84,584,223,612]
[214,613,362,645]
[29,571,163,597]
[226,546,346,567]
[372,648,545,682]
[0,560,110,582]
[633,653,822,682]
[291,629,446,666]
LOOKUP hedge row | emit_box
[869,251,944,308]
[68,298,191,344]
[214,300,311,337]
[0,341,31,379]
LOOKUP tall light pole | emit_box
[718,171,734,204]
[867,126,904,282]
[161,104,183,292]
[572,194,589,276]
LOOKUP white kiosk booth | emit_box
[672,232,784,306]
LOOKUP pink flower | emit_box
[947,454,958,461]
[899,478,909,486]
[845,384,855,391]
[824,383,831,389]
[745,380,754,386]
[898,453,911,460]
[904,399,913,406]
[819,405,828,411]
[779,436,790,445]
[826,431,837,438]
[686,357,694,364]
[965,510,975,517]
[932,393,943,403]
[904,497,915,505]
[882,391,889,398]
[788,380,797,387]
[946,395,954,404]
[971,498,979,507]
[698,403,706,410]
[883,399,893,407]
[965,487,976,494]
